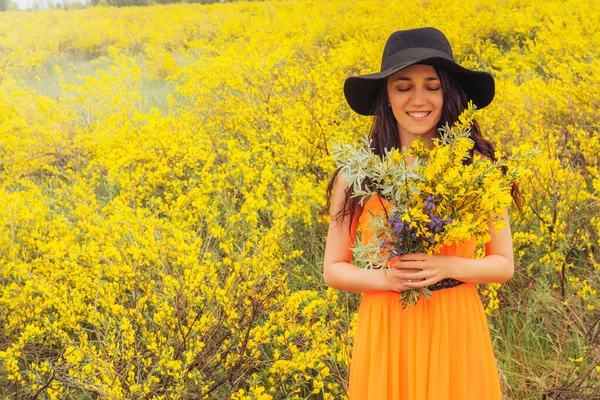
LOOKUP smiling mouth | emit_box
[406,111,431,118]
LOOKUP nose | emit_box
[410,87,428,106]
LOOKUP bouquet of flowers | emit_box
[333,103,520,307]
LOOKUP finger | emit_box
[397,280,420,292]
[391,263,422,272]
[388,269,418,280]
[388,276,413,292]
[398,270,434,281]
[392,261,421,269]
[397,253,429,261]
[388,273,426,288]
[403,277,439,289]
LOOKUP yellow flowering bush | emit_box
[0,0,599,398]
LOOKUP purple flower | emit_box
[388,216,401,225]
[424,199,435,211]
[424,195,436,211]
[429,216,444,233]
[393,221,404,234]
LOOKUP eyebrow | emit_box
[392,76,440,82]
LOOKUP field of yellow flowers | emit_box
[1,0,599,398]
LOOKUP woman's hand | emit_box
[380,267,423,293]
[391,253,457,289]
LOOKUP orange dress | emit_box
[348,195,503,400]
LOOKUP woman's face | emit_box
[386,64,443,142]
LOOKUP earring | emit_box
[388,103,391,107]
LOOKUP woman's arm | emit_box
[323,174,415,293]
[455,210,514,283]
[391,210,514,287]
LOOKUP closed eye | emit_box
[396,86,441,92]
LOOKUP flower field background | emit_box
[0,0,599,398]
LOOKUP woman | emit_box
[323,27,519,399]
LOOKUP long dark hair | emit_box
[326,66,523,230]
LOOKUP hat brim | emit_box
[344,57,495,116]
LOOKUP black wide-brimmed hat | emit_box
[344,27,495,116]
